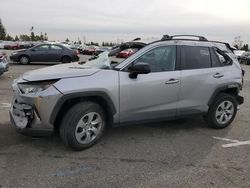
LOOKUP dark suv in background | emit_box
[10,43,79,64]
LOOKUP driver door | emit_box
[30,44,50,62]
[119,45,181,123]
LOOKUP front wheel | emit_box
[19,56,30,64]
[204,93,237,129]
[60,101,106,150]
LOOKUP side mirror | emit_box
[129,63,151,79]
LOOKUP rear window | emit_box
[181,46,211,70]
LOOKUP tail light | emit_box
[74,50,79,56]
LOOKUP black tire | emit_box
[59,101,106,151]
[204,93,237,129]
[61,56,71,63]
[19,55,30,65]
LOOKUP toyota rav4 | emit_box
[10,35,244,150]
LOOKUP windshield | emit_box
[80,51,111,69]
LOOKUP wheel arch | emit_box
[50,91,117,130]
[61,55,72,62]
[208,83,241,106]
[18,54,30,62]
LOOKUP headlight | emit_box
[11,52,17,55]
[18,80,58,94]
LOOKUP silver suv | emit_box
[10,35,244,150]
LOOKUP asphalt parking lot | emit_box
[0,51,250,188]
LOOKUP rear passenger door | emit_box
[30,44,50,62]
[48,44,63,62]
[177,45,226,116]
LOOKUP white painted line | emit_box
[0,103,11,108]
[222,141,250,148]
[213,137,239,143]
[213,136,250,148]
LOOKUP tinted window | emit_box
[134,46,176,72]
[51,45,63,51]
[181,46,211,70]
[35,44,49,51]
[212,48,232,66]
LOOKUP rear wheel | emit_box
[19,56,30,65]
[61,56,71,63]
[204,93,237,129]
[60,101,106,150]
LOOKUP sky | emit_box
[0,0,250,45]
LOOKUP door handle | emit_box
[213,73,224,78]
[165,78,179,84]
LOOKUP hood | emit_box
[16,49,27,53]
[22,62,100,81]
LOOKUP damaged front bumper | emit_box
[10,100,53,136]
[9,78,63,137]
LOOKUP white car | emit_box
[0,41,5,49]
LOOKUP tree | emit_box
[5,34,13,41]
[65,38,70,42]
[233,36,243,50]
[14,35,19,41]
[44,33,48,41]
[241,44,248,51]
[30,32,35,41]
[0,19,6,40]
[19,34,30,41]
[40,32,44,41]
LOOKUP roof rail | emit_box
[132,37,141,41]
[161,35,208,41]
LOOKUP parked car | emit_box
[116,48,138,58]
[82,46,98,55]
[9,35,244,150]
[0,52,9,76]
[0,41,5,49]
[10,43,79,64]
[94,47,110,55]
[77,44,87,53]
[19,42,34,49]
[234,50,245,63]
[109,40,147,56]
[4,42,20,50]
[241,51,250,65]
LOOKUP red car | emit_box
[82,46,98,55]
[4,42,20,50]
[116,48,138,58]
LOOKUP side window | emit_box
[181,46,211,70]
[35,45,49,51]
[134,46,176,72]
[210,48,222,67]
[51,45,63,51]
[215,49,232,66]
